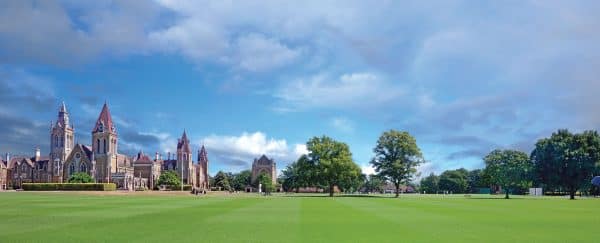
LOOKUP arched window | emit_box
[97,139,100,153]
[55,135,59,147]
[103,139,107,153]
[60,136,64,147]
[69,163,76,175]
[80,163,87,173]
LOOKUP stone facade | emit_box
[4,102,210,190]
[251,155,277,185]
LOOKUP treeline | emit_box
[421,129,600,199]
[281,131,422,197]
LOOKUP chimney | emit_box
[168,152,171,160]
[155,152,160,161]
[35,147,41,161]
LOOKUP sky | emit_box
[1,0,599,177]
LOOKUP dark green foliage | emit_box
[363,174,386,193]
[419,173,439,194]
[370,130,424,197]
[231,170,252,191]
[306,136,362,196]
[531,129,600,199]
[484,149,532,199]
[22,183,116,191]
[67,172,94,183]
[467,169,485,193]
[157,170,181,188]
[438,169,468,193]
[213,171,231,191]
[257,172,274,194]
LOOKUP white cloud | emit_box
[274,72,406,111]
[361,164,375,175]
[330,117,355,133]
[234,33,301,72]
[200,131,304,168]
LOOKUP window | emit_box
[97,139,100,153]
[69,163,75,175]
[80,163,87,173]
[103,139,107,153]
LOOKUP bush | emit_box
[22,183,116,191]
[68,172,94,183]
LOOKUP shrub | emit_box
[22,183,116,191]
[68,172,94,183]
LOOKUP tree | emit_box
[257,172,274,195]
[157,170,181,188]
[419,173,439,194]
[231,170,252,191]
[306,136,361,197]
[280,162,299,192]
[213,171,231,191]
[438,169,468,193]
[531,129,600,199]
[467,169,485,193]
[68,172,94,183]
[483,149,531,199]
[364,174,386,193]
[370,130,424,197]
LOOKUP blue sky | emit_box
[1,1,599,177]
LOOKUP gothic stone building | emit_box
[4,102,209,190]
[251,155,277,185]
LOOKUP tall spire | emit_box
[93,102,115,133]
[198,145,208,163]
[177,129,191,153]
[60,101,67,113]
[55,101,70,129]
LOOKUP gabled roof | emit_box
[134,151,153,164]
[93,102,115,133]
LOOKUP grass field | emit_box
[1,192,599,242]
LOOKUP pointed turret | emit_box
[55,101,71,129]
[177,130,191,153]
[198,145,208,163]
[93,102,115,133]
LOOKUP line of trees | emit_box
[281,130,424,197]
[420,129,600,200]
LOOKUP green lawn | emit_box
[1,192,599,242]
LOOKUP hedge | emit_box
[22,183,117,191]
[162,184,193,191]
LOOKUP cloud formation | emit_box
[200,132,307,169]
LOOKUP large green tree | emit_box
[419,173,439,194]
[306,136,361,197]
[467,169,485,193]
[231,170,252,191]
[68,172,94,183]
[370,130,424,197]
[213,171,231,191]
[438,169,468,194]
[483,149,531,199]
[531,129,600,199]
[157,170,181,189]
[257,172,274,195]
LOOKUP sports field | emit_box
[1,192,598,242]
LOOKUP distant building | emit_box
[4,102,209,190]
[251,155,276,185]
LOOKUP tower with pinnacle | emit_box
[50,102,74,182]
